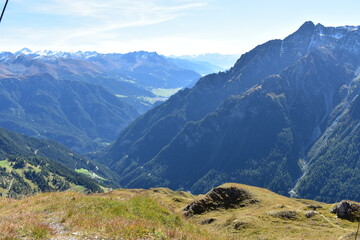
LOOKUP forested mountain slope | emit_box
[0,127,111,197]
[0,73,139,152]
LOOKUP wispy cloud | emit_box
[22,0,208,45]
[31,0,207,21]
[4,0,221,54]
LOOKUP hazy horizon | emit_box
[1,47,240,58]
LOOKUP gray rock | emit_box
[268,210,297,220]
[305,210,318,218]
[307,205,323,210]
[331,200,360,221]
[183,186,258,216]
[200,218,216,225]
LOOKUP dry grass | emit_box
[0,189,221,240]
[0,183,359,239]
[185,183,359,240]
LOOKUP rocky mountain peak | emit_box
[16,48,32,55]
[297,21,316,33]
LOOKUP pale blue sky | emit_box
[1,0,360,55]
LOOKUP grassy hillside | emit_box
[0,183,358,239]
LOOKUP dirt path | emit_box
[316,214,355,240]
[48,220,80,240]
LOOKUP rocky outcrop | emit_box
[268,210,298,220]
[183,186,258,216]
[200,218,216,225]
[331,200,360,221]
[307,205,323,210]
[305,211,318,218]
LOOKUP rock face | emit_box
[331,201,360,221]
[183,186,257,216]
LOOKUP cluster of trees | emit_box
[0,156,103,198]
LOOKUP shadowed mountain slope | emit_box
[0,73,139,152]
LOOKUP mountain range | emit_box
[99,22,360,203]
[0,50,203,113]
[0,50,222,152]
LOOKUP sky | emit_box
[1,0,360,56]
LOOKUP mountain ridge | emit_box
[99,21,360,202]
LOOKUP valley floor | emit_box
[0,183,358,240]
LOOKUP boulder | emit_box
[305,210,318,218]
[184,186,258,216]
[331,200,360,221]
[307,205,323,211]
[268,210,297,220]
[200,218,216,225]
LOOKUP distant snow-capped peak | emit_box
[11,49,101,61]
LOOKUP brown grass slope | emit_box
[0,183,358,240]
